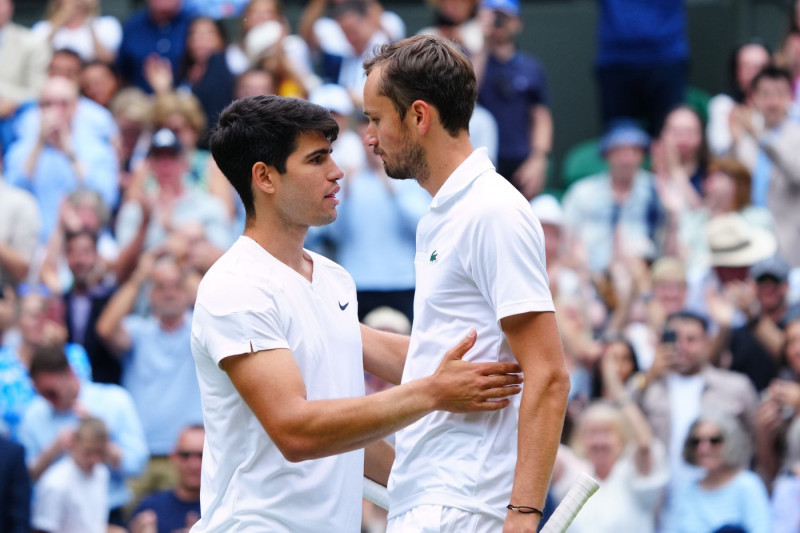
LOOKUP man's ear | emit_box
[408,99,433,134]
[252,161,276,195]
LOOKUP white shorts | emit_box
[386,505,504,533]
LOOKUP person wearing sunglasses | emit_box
[128,425,204,533]
[664,411,770,533]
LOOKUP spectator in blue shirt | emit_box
[4,75,118,242]
[475,0,552,199]
[116,0,193,93]
[96,251,202,503]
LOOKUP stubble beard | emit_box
[383,137,430,185]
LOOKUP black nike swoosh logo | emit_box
[339,301,349,310]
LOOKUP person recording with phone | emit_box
[632,310,759,530]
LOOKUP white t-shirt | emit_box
[32,17,122,62]
[190,236,365,532]
[32,455,109,533]
[388,148,555,521]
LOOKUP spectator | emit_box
[96,252,202,501]
[300,0,393,105]
[666,411,770,533]
[0,0,51,136]
[8,48,121,151]
[31,0,122,63]
[754,316,800,490]
[116,0,193,93]
[18,344,148,526]
[60,229,120,384]
[0,291,92,439]
[562,120,663,272]
[634,310,760,529]
[671,158,773,272]
[0,176,41,290]
[417,0,482,57]
[109,87,153,199]
[0,434,31,533]
[595,0,689,135]
[80,60,121,109]
[712,255,800,392]
[115,128,232,253]
[590,336,641,400]
[707,40,771,156]
[176,17,235,147]
[233,66,277,99]
[31,417,111,533]
[229,0,319,96]
[128,425,204,533]
[3,76,118,242]
[474,0,552,199]
[651,105,708,209]
[557,395,668,533]
[732,65,800,267]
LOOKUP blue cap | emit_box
[750,254,791,282]
[482,0,520,16]
[599,119,650,157]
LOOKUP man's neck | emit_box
[243,216,312,281]
[419,133,475,198]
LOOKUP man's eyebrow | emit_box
[303,147,331,160]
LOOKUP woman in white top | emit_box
[32,0,122,63]
[556,350,668,533]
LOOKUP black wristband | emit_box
[506,504,543,516]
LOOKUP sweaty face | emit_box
[363,67,430,183]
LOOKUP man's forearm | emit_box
[509,371,569,518]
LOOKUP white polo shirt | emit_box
[388,148,555,521]
[190,236,364,532]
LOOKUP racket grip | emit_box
[363,477,390,511]
[540,471,599,533]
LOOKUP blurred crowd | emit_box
[0,0,799,532]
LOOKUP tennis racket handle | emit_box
[540,472,600,533]
[363,477,390,511]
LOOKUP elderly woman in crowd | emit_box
[554,350,668,533]
[666,411,770,533]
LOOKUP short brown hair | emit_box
[707,158,752,211]
[363,34,477,137]
[29,344,71,379]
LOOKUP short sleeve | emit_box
[463,199,554,322]
[194,299,290,367]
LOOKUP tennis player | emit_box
[189,95,524,532]
[362,34,570,532]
